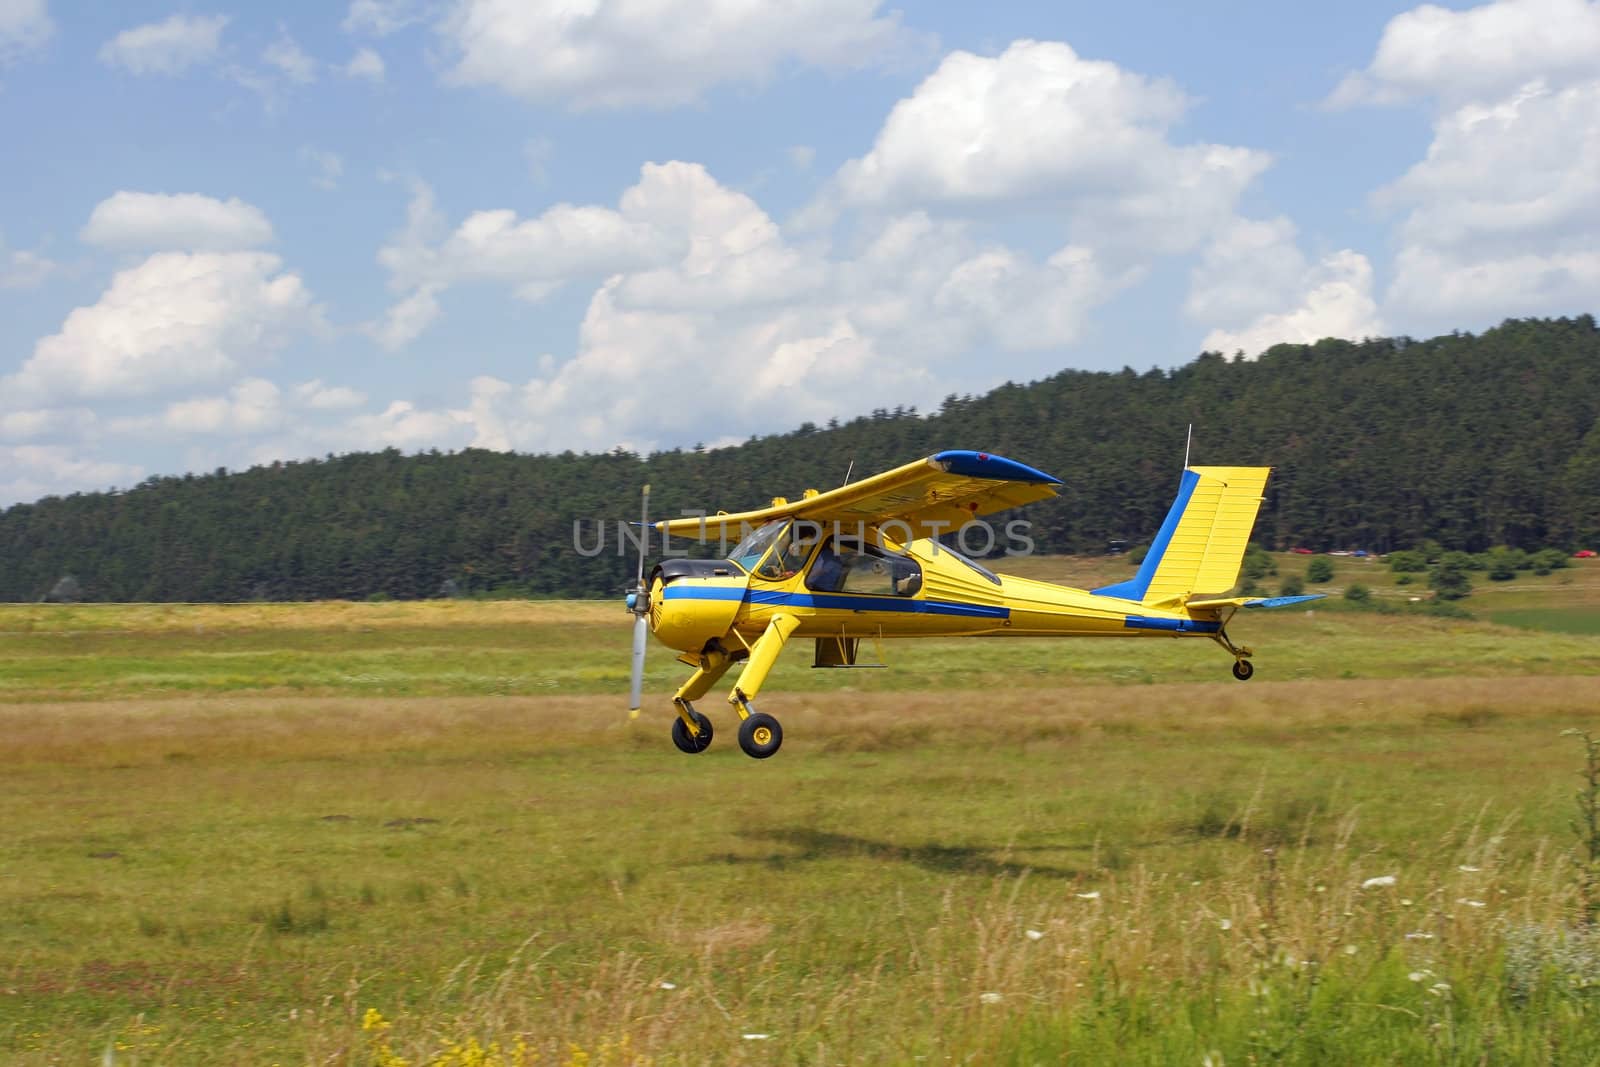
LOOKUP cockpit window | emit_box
[728,520,791,575]
[806,539,922,597]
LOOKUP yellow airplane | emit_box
[624,450,1320,759]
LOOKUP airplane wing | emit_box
[655,450,1062,542]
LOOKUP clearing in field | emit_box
[3,560,1600,1064]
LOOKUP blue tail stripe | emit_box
[1092,469,1200,601]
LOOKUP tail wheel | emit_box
[1231,659,1254,681]
[671,709,714,753]
[738,711,783,759]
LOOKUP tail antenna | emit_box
[842,460,855,487]
[1183,424,1193,473]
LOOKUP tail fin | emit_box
[1093,466,1270,606]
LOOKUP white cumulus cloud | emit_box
[393,164,1126,455]
[0,445,142,506]
[0,0,52,63]
[1379,79,1600,324]
[1,229,56,288]
[98,13,228,76]
[262,32,317,85]
[81,191,275,252]
[0,407,95,441]
[157,378,285,435]
[1201,250,1383,358]
[439,0,925,109]
[294,379,367,410]
[6,251,317,404]
[343,0,432,36]
[821,40,1271,258]
[343,46,385,81]
[1329,0,1600,107]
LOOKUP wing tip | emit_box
[931,449,1062,485]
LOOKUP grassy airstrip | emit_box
[3,556,1600,1065]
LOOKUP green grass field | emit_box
[4,559,1600,1064]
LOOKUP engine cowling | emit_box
[648,559,747,652]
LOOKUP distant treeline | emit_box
[3,316,1599,602]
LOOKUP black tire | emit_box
[1232,659,1254,681]
[738,711,783,759]
[671,709,714,753]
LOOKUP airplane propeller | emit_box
[626,484,651,716]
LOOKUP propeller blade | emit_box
[636,483,651,585]
[628,483,651,717]
[629,613,648,712]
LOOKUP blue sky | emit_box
[3,0,1598,504]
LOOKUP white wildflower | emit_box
[1405,932,1435,941]
[1457,898,1486,908]
[741,1033,770,1040]
[1361,875,1396,889]
[979,992,1003,1004]
[658,981,677,990]
[1343,944,1359,956]
[1025,929,1045,941]
[1219,917,1232,931]
[1459,865,1481,873]
[1076,891,1101,900]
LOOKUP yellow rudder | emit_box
[1137,466,1269,605]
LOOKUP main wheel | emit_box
[671,709,714,753]
[1231,659,1254,681]
[737,711,783,759]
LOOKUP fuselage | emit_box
[646,523,1219,656]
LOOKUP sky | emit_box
[2,0,1598,506]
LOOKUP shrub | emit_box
[1241,544,1276,580]
[1279,575,1305,598]
[1343,582,1371,603]
[1306,557,1334,583]
[1387,549,1426,573]
[1533,548,1570,572]
[1486,554,1518,581]
[1430,552,1475,600]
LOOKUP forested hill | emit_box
[4,316,1600,603]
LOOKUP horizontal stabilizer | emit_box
[1187,594,1326,610]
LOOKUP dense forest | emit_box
[3,316,1599,602]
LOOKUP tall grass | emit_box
[4,602,1600,1063]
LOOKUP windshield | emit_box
[728,520,791,573]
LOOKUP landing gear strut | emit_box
[732,689,783,759]
[1211,624,1256,682]
[671,701,713,753]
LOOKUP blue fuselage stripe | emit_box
[1123,615,1220,633]
[662,585,746,601]
[662,584,1009,619]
